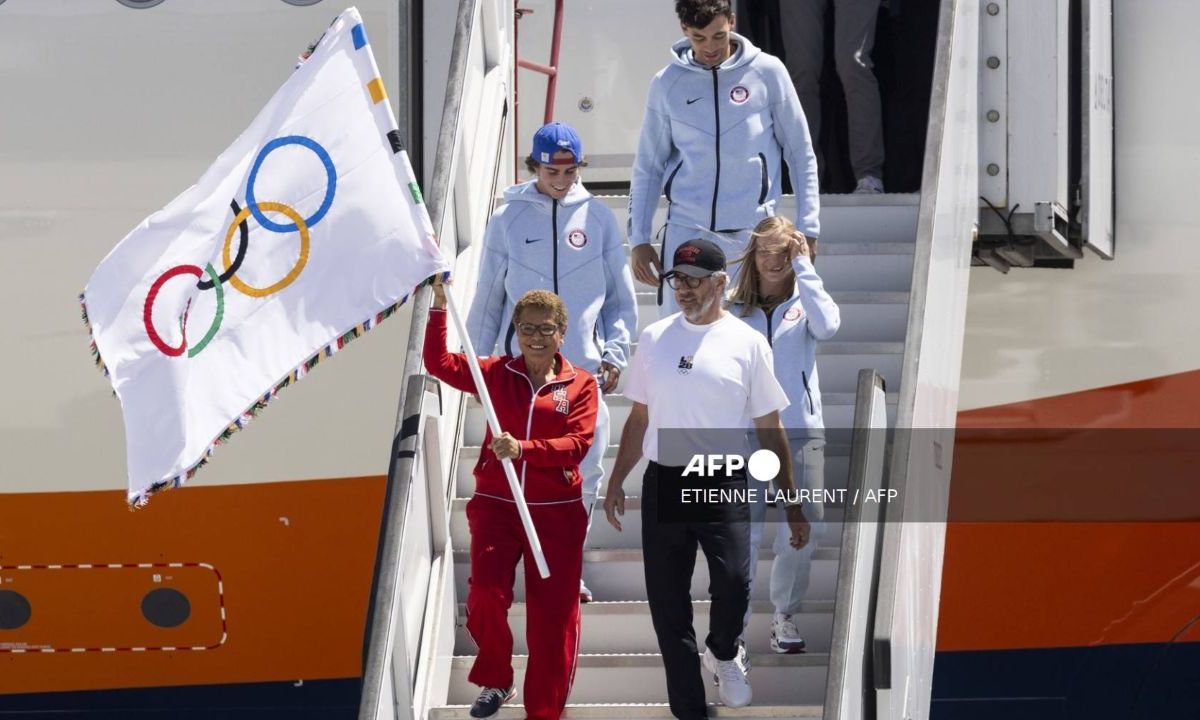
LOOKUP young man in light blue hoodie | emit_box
[466,122,638,603]
[628,0,820,316]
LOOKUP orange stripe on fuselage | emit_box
[0,475,386,695]
[938,370,1200,653]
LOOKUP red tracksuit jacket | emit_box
[424,309,599,503]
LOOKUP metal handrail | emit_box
[824,369,890,719]
[358,0,481,717]
[513,0,565,180]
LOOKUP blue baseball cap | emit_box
[530,122,583,166]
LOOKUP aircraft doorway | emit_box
[736,0,940,194]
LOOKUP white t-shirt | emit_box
[624,312,790,464]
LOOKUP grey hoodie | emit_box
[466,180,637,374]
[729,255,840,434]
[628,33,820,246]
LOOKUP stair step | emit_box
[449,495,846,551]
[453,600,836,655]
[445,653,829,705]
[596,192,920,245]
[462,395,899,447]
[430,703,823,719]
[453,441,868,500]
[633,287,910,342]
[452,548,840,603]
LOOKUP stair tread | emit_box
[458,444,855,457]
[455,599,836,616]
[467,392,898,408]
[635,290,908,304]
[430,703,823,718]
[449,652,831,667]
[452,547,840,562]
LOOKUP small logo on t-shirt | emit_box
[677,355,695,374]
[730,85,750,104]
[784,306,805,322]
[552,386,569,414]
[566,229,588,249]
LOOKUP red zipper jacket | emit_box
[424,309,599,504]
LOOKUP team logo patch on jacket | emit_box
[677,355,694,374]
[730,85,750,104]
[566,229,588,249]
[784,306,805,322]
[553,385,570,414]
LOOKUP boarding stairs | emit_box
[359,0,978,718]
[424,194,914,720]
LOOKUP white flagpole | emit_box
[442,292,551,579]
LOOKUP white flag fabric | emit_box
[81,7,450,506]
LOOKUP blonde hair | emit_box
[727,216,814,315]
[512,289,568,327]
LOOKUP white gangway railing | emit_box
[359,0,512,717]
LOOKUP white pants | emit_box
[580,385,609,500]
[579,382,609,550]
[746,437,826,619]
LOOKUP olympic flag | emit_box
[81,8,450,506]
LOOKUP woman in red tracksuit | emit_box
[425,281,598,720]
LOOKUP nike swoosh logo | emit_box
[524,238,543,244]
[686,97,701,105]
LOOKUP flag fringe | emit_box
[79,271,451,510]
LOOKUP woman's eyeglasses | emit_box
[663,273,708,290]
[516,322,562,336]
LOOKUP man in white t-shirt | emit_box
[603,238,809,719]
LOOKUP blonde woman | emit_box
[727,215,840,654]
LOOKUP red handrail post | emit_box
[513,0,566,182]
[544,0,565,125]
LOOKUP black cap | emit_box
[667,238,726,278]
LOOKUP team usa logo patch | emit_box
[730,85,750,105]
[566,229,588,249]
[553,385,570,414]
[784,306,805,322]
[677,355,695,374]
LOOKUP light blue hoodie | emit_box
[729,255,839,434]
[466,180,637,374]
[628,33,820,248]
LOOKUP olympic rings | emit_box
[144,263,224,358]
[142,135,334,358]
[245,136,336,233]
[197,200,249,290]
[222,202,310,298]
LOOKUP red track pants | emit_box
[465,495,587,720]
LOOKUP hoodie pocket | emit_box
[757,152,769,205]
[664,161,684,203]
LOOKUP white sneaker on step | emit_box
[770,612,807,653]
[579,578,593,603]
[702,646,753,708]
[853,175,885,194]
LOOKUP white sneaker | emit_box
[702,646,753,708]
[770,613,807,653]
[579,578,593,603]
[853,175,885,194]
